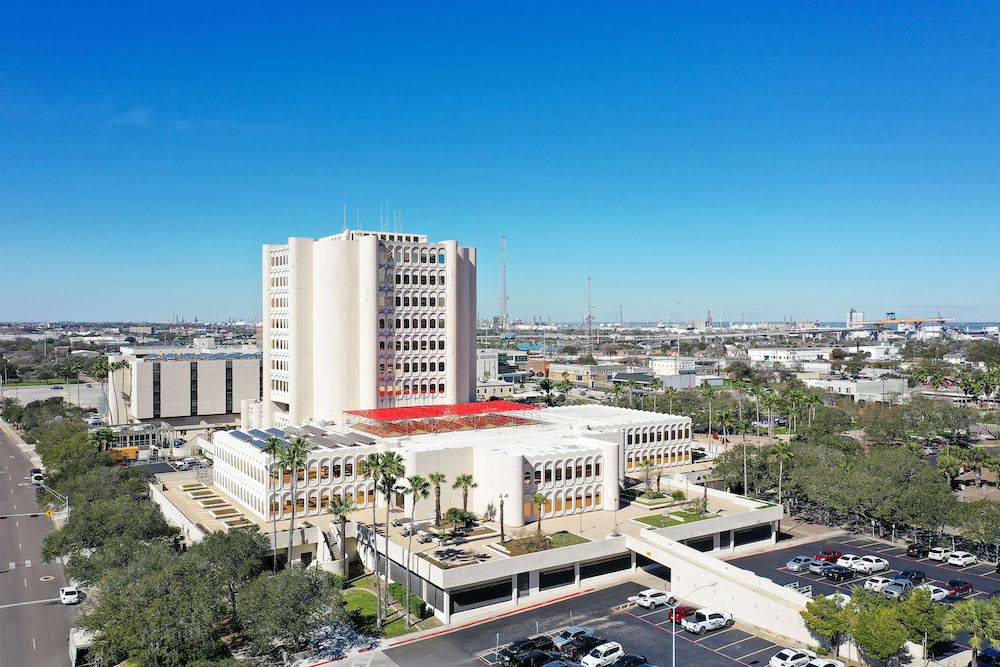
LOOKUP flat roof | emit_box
[541,404,689,428]
[345,401,539,422]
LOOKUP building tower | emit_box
[256,230,477,429]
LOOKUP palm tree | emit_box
[749,385,765,436]
[110,359,130,424]
[261,436,284,573]
[279,437,309,569]
[360,452,385,628]
[498,493,508,543]
[649,377,663,412]
[769,441,793,508]
[701,384,715,440]
[453,474,477,513]
[429,471,447,527]
[760,393,779,444]
[403,474,430,627]
[327,497,357,577]
[803,392,822,427]
[558,378,573,395]
[937,453,962,487]
[609,383,625,407]
[943,598,1000,666]
[625,378,639,408]
[539,378,554,405]
[531,492,547,535]
[377,451,405,611]
[663,387,678,414]
[716,410,734,442]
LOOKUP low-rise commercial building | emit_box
[649,357,696,375]
[803,376,908,403]
[549,363,626,387]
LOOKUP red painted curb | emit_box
[304,587,596,666]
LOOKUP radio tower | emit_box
[586,277,595,351]
[499,236,508,338]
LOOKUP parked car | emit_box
[898,569,926,583]
[939,594,965,607]
[786,556,817,572]
[948,551,977,567]
[510,651,563,667]
[916,584,948,601]
[552,627,594,651]
[60,586,80,604]
[890,577,915,591]
[804,659,845,667]
[823,566,855,582]
[668,605,697,623]
[835,554,862,569]
[814,549,842,562]
[852,556,889,574]
[828,592,852,607]
[941,579,973,596]
[29,468,42,475]
[769,648,817,667]
[609,656,649,667]
[883,585,909,600]
[906,544,930,558]
[864,576,895,592]
[976,648,1000,667]
[681,609,733,635]
[541,661,581,667]
[927,547,952,561]
[51,385,62,390]
[581,642,625,667]
[564,637,608,662]
[500,637,557,665]
[627,589,675,609]
[809,561,836,576]
[30,472,44,485]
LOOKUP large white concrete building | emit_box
[255,230,477,429]
[212,403,692,528]
[107,342,262,437]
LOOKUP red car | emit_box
[814,549,843,562]
[941,579,973,596]
[669,606,697,622]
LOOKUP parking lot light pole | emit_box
[672,580,718,667]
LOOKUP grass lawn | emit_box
[343,578,439,638]
[547,531,591,548]
[5,378,85,387]
[501,530,590,555]
[636,509,711,529]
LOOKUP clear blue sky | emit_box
[2,2,998,323]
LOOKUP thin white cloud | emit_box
[107,107,151,126]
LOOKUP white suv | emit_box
[836,554,862,569]
[948,551,977,567]
[916,584,947,601]
[927,547,951,561]
[681,609,733,635]
[581,642,625,667]
[769,648,817,667]
[627,589,676,609]
[853,556,889,574]
[864,576,895,592]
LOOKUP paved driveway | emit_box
[385,581,786,667]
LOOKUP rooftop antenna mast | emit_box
[499,236,508,343]
[586,276,595,351]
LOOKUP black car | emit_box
[499,638,557,665]
[824,565,855,582]
[906,544,930,558]
[939,594,964,607]
[611,656,649,667]
[508,650,562,667]
[898,569,926,583]
[29,468,42,475]
[563,636,607,661]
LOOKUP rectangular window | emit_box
[585,464,593,477]
[544,469,552,483]
[555,468,562,481]
[225,360,233,413]
[321,466,329,480]
[190,361,199,415]
[152,362,161,419]
[576,465,583,479]
[565,466,573,481]
[367,489,375,503]
[524,471,531,486]
[534,470,542,484]
[344,463,353,477]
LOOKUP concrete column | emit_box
[444,241,459,402]
[511,574,519,604]
[574,562,581,587]
[358,235,379,410]
[529,570,540,595]
[631,551,637,572]
[441,590,452,624]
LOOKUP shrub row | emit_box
[387,581,428,619]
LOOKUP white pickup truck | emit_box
[681,608,734,635]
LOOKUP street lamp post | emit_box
[671,580,718,667]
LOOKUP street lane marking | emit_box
[8,561,14,569]
[24,578,27,587]
[737,644,779,661]
[24,559,31,567]
[32,637,36,650]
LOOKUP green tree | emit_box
[649,377,663,412]
[800,594,850,655]
[260,436,284,573]
[429,471,447,527]
[638,458,656,496]
[942,598,1000,667]
[952,499,1000,548]
[531,492,547,534]
[609,383,625,407]
[278,437,310,568]
[769,441,793,507]
[850,603,909,666]
[897,588,945,656]
[236,565,344,661]
[403,474,430,626]
[453,473,478,513]
[189,527,269,630]
[360,452,385,628]
[539,378,554,405]
[701,384,715,437]
[376,451,405,611]
[327,496,357,577]
[663,386,678,414]
[87,427,116,452]
[42,496,177,563]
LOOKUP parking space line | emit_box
[737,644,780,661]
[624,610,755,666]
[693,627,737,642]
[638,607,669,618]
[717,636,757,650]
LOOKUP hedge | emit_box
[388,581,428,619]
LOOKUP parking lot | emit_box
[730,535,1000,600]
[384,582,787,667]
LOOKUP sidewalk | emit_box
[0,417,42,469]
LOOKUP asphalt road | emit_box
[0,426,76,667]
[385,581,786,667]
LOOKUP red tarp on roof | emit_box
[346,401,540,422]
